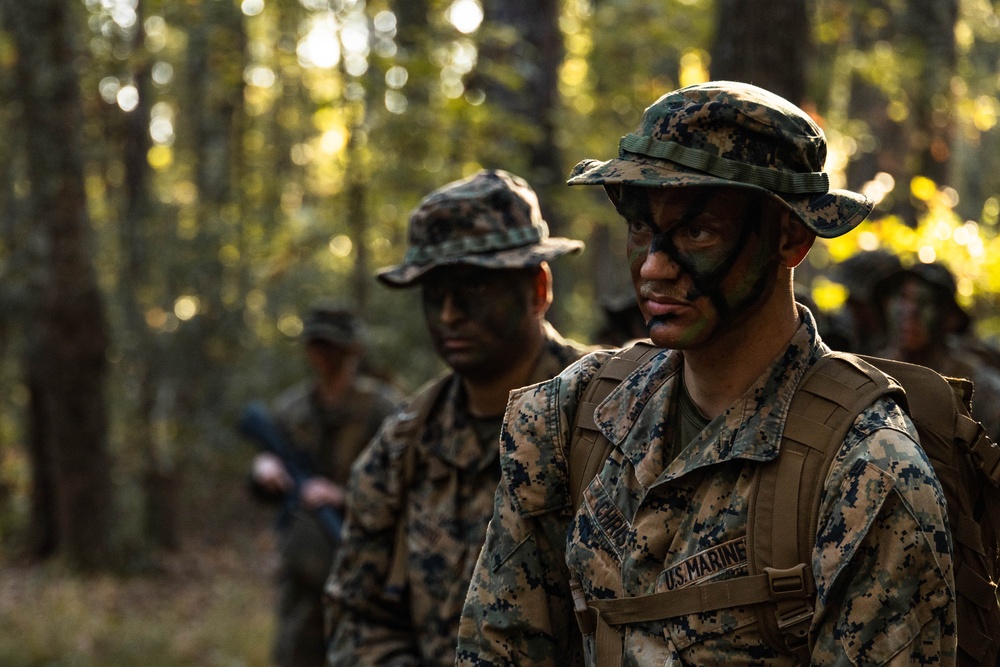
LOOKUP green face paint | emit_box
[886,277,942,355]
[616,185,782,348]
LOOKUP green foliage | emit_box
[0,561,273,666]
[1,0,1000,601]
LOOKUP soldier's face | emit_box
[421,265,538,380]
[885,278,940,354]
[615,185,782,350]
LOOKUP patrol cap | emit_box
[300,302,366,347]
[567,81,874,238]
[377,169,584,288]
[874,261,971,333]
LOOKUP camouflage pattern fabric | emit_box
[377,170,583,287]
[457,308,956,666]
[326,324,591,667]
[566,81,874,239]
[269,376,401,667]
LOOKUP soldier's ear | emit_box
[532,262,553,318]
[777,211,815,269]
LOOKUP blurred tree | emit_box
[0,0,115,569]
[476,0,564,205]
[710,0,811,104]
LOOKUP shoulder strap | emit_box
[568,341,662,512]
[384,375,451,595]
[571,353,901,667]
[749,352,900,657]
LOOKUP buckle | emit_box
[569,578,596,636]
[969,430,1000,487]
[764,564,809,601]
[775,604,814,632]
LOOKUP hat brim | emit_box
[568,156,873,239]
[376,238,584,288]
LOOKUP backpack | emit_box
[568,341,1000,666]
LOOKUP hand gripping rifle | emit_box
[238,401,343,543]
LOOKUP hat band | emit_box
[619,133,830,195]
[404,224,548,265]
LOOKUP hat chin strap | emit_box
[619,133,830,196]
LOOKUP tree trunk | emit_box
[1,0,115,570]
[710,0,811,104]
[900,0,958,186]
[121,0,179,551]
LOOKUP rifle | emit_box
[238,401,343,543]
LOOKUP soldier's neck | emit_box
[316,369,354,408]
[682,292,800,421]
[462,329,546,418]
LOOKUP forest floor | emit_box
[0,460,283,667]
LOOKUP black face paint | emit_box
[619,186,783,345]
[420,265,539,380]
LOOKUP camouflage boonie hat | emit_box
[568,81,874,238]
[377,169,584,288]
[300,302,366,347]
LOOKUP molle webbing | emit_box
[567,351,899,667]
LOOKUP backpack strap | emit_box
[569,352,901,666]
[749,352,901,658]
[568,340,662,512]
[384,375,451,595]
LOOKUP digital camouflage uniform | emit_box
[326,325,589,666]
[457,82,957,665]
[457,309,955,666]
[270,375,401,667]
[326,169,589,667]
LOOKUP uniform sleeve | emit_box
[456,356,609,667]
[326,416,421,667]
[456,480,582,667]
[810,410,957,666]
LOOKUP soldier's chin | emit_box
[646,314,685,349]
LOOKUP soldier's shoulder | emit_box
[498,348,620,518]
[271,380,314,419]
[353,375,405,410]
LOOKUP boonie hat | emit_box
[568,81,873,238]
[300,302,366,347]
[873,261,971,334]
[377,169,584,287]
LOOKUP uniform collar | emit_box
[595,306,827,488]
[431,322,581,471]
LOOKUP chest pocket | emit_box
[655,538,761,653]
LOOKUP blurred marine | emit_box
[325,170,592,667]
[247,305,400,667]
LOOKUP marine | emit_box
[325,169,592,667]
[457,82,956,666]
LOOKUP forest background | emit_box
[2,0,1000,665]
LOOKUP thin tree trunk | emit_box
[710,0,811,104]
[2,0,115,570]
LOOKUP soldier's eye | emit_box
[626,218,652,238]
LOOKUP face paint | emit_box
[617,186,783,349]
[421,265,538,380]
[885,278,941,355]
